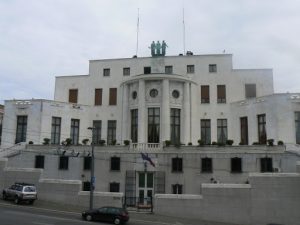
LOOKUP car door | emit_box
[95,207,108,222]
[6,185,15,199]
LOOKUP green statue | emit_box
[149,41,155,56]
[162,40,168,56]
[156,41,161,55]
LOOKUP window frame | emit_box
[172,184,183,194]
[201,85,210,103]
[257,114,267,144]
[187,65,195,74]
[123,67,130,76]
[172,157,183,173]
[83,156,92,170]
[170,108,180,145]
[217,85,226,103]
[16,115,27,143]
[107,120,116,145]
[94,88,103,106]
[51,117,61,145]
[68,89,78,103]
[231,157,242,173]
[35,155,45,169]
[59,156,69,170]
[201,119,211,145]
[217,119,227,144]
[144,67,151,74]
[165,66,173,74]
[109,88,117,105]
[103,68,110,77]
[70,119,80,145]
[245,84,256,98]
[110,156,120,171]
[260,157,273,172]
[92,120,102,145]
[131,109,138,143]
[109,182,120,192]
[201,157,213,173]
[209,64,217,73]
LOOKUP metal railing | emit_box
[130,143,163,151]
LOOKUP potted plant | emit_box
[164,140,171,147]
[99,140,106,146]
[43,138,50,145]
[226,139,234,146]
[277,140,284,145]
[124,140,130,146]
[198,139,204,146]
[82,139,89,145]
[267,139,274,146]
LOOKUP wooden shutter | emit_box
[95,88,102,105]
[109,88,117,105]
[201,85,209,103]
[69,89,78,103]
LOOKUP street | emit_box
[0,200,235,225]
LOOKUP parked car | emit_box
[82,206,129,224]
[2,182,37,204]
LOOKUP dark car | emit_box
[2,182,37,204]
[82,206,129,224]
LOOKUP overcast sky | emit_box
[1,0,300,104]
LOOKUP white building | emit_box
[1,51,300,224]
[2,53,300,147]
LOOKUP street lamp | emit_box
[87,127,95,210]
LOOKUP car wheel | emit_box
[114,218,121,225]
[14,196,20,204]
[86,215,93,221]
[2,193,7,200]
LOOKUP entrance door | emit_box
[138,172,153,205]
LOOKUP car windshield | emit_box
[24,186,36,192]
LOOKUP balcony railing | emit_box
[130,143,163,151]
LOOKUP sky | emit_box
[1,0,300,104]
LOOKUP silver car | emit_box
[2,183,37,204]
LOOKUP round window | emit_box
[132,91,137,99]
[172,90,180,98]
[150,89,158,98]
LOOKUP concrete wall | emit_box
[154,169,300,225]
[0,158,123,208]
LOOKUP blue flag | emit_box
[141,153,155,167]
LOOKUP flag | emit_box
[141,153,155,167]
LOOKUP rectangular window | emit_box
[172,184,183,194]
[92,120,102,145]
[209,64,217,73]
[217,85,226,103]
[172,157,183,172]
[201,158,212,173]
[260,157,273,172]
[83,156,91,170]
[69,89,78,103]
[82,181,91,191]
[187,65,195,73]
[59,156,69,170]
[109,88,117,105]
[170,108,180,145]
[240,117,248,145]
[16,115,27,143]
[217,119,227,144]
[51,117,61,145]
[95,88,102,105]
[131,109,138,143]
[257,114,266,144]
[70,119,80,145]
[110,182,120,192]
[245,84,256,98]
[107,120,116,145]
[35,155,45,169]
[295,112,300,144]
[123,67,130,76]
[103,68,110,76]
[201,85,210,103]
[201,119,211,145]
[165,66,173,74]
[111,157,120,171]
[148,108,160,143]
[231,157,242,173]
[144,67,151,74]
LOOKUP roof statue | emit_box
[149,40,168,57]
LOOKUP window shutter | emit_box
[109,88,117,105]
[201,86,209,103]
[69,89,78,103]
[95,89,102,105]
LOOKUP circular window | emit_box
[132,91,137,99]
[172,90,180,98]
[150,89,158,98]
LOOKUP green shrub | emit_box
[277,140,284,145]
[82,139,89,145]
[252,142,260,145]
[28,141,34,145]
[198,139,204,146]
[43,138,50,145]
[165,140,171,147]
[226,139,234,146]
[211,141,217,145]
[65,138,72,146]
[267,139,274,146]
[124,140,130,146]
[112,140,117,146]
[99,140,106,146]
[188,142,192,146]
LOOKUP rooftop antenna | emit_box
[182,3,186,55]
[135,8,140,56]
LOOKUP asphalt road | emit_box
[0,200,236,225]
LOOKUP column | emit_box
[190,83,199,145]
[183,82,191,144]
[121,84,129,142]
[161,79,170,142]
[138,79,146,143]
